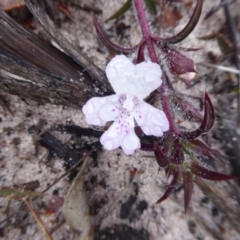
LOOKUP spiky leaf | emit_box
[183,171,193,213]
[179,92,215,140]
[171,140,184,164]
[156,167,179,204]
[189,139,218,161]
[154,141,170,168]
[170,95,203,123]
[191,162,237,181]
[93,15,138,53]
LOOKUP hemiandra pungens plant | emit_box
[82,0,237,212]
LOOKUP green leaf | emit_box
[106,0,132,22]
[0,188,41,198]
[144,0,157,14]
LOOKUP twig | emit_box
[24,198,53,240]
[197,62,240,74]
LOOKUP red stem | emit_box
[134,0,179,133]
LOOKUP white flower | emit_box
[82,55,169,155]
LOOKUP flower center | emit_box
[123,95,134,111]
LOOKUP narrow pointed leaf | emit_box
[170,95,203,123]
[189,139,218,161]
[191,162,238,181]
[171,141,184,164]
[140,141,154,151]
[135,40,145,63]
[144,0,157,14]
[93,15,138,53]
[163,46,196,76]
[177,46,202,52]
[155,167,179,204]
[194,177,214,194]
[183,171,193,213]
[135,126,144,137]
[159,0,203,44]
[179,92,215,140]
[105,0,132,22]
[154,141,170,168]
[0,187,41,198]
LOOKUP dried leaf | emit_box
[63,158,93,240]
[0,0,25,11]
[162,5,182,28]
[0,187,41,198]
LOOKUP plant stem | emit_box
[134,0,179,133]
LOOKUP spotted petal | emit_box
[133,101,169,136]
[100,116,140,155]
[106,55,162,99]
[82,95,119,126]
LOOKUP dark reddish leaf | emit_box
[170,95,203,123]
[183,171,193,213]
[171,140,184,164]
[159,0,203,43]
[194,177,213,194]
[179,92,215,140]
[177,46,202,52]
[154,141,170,168]
[135,40,145,63]
[191,162,238,181]
[135,126,144,137]
[140,142,154,151]
[105,0,132,22]
[155,167,179,204]
[93,15,138,53]
[189,139,218,161]
[163,46,196,77]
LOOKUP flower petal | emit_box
[121,129,140,155]
[106,55,162,99]
[82,95,119,126]
[133,101,169,136]
[100,116,140,155]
